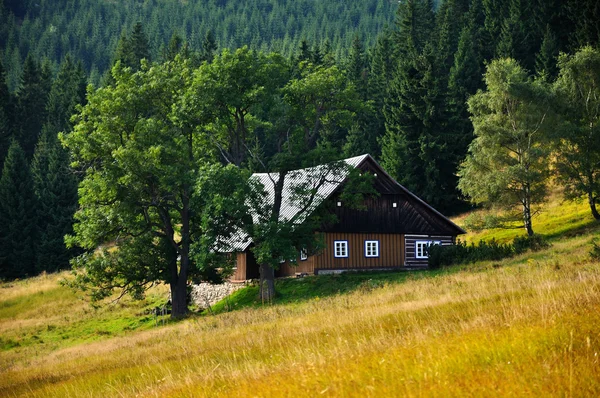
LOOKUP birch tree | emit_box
[458,58,552,236]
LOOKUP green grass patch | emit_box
[209,269,449,314]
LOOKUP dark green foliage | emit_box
[566,0,600,48]
[31,132,79,273]
[394,0,436,56]
[382,42,459,212]
[1,0,397,89]
[346,35,368,100]
[45,55,87,135]
[0,60,11,165]
[16,54,49,159]
[0,141,38,279]
[114,23,151,71]
[512,234,550,254]
[201,31,218,63]
[428,234,550,268]
[428,239,513,268]
[535,25,559,81]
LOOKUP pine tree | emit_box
[382,43,458,212]
[0,59,13,167]
[298,39,312,63]
[114,23,151,72]
[496,0,536,72]
[114,31,135,69]
[447,25,484,172]
[536,25,559,82]
[163,32,183,62]
[394,0,435,56]
[16,54,49,159]
[0,141,38,279]
[31,132,79,272]
[347,35,368,100]
[45,55,87,135]
[202,30,218,63]
[130,22,151,67]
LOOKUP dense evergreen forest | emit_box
[0,0,399,89]
[0,0,599,307]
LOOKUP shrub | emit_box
[513,235,550,254]
[428,235,549,268]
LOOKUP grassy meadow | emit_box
[1,194,600,397]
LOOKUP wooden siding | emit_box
[231,251,260,281]
[230,252,247,282]
[323,193,460,236]
[276,252,316,277]
[313,232,405,272]
[404,235,454,267]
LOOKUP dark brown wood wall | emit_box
[277,253,316,276]
[404,235,454,267]
[312,232,405,272]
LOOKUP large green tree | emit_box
[552,47,600,220]
[0,141,38,279]
[63,58,246,318]
[458,58,553,236]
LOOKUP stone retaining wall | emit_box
[191,282,245,309]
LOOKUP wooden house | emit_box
[228,154,465,281]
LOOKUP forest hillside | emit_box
[0,0,398,88]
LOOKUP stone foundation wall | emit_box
[191,282,245,308]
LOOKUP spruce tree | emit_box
[114,31,135,69]
[347,35,368,100]
[202,30,218,63]
[535,25,559,82]
[0,141,38,279]
[32,54,86,272]
[31,133,78,272]
[394,0,436,56]
[496,0,536,72]
[45,55,87,135]
[0,59,12,167]
[447,25,484,173]
[163,32,183,62]
[130,22,151,67]
[16,54,49,159]
[382,43,458,212]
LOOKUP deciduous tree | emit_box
[552,47,600,220]
[458,58,552,236]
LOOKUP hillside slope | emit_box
[1,195,599,396]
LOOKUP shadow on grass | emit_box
[543,218,600,241]
[207,267,457,315]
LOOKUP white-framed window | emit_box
[365,240,379,258]
[300,249,308,261]
[334,240,349,258]
[415,240,441,259]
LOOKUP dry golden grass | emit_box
[1,232,599,397]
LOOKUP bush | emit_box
[513,235,550,254]
[428,235,550,268]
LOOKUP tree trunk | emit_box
[170,277,188,319]
[171,190,191,319]
[259,262,275,303]
[589,192,600,220]
[522,202,534,236]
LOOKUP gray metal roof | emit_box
[220,154,369,252]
